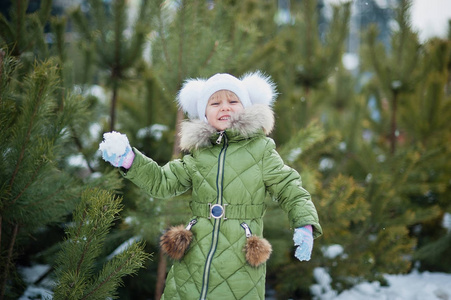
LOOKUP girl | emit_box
[99,71,322,299]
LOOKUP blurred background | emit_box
[1,0,450,299]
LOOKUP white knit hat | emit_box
[177,71,277,120]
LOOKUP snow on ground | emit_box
[18,264,54,300]
[19,263,451,299]
[312,268,451,300]
[334,271,451,300]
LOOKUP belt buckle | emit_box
[209,203,228,220]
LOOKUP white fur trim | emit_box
[179,104,274,151]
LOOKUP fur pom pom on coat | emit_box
[244,236,273,267]
[160,225,194,260]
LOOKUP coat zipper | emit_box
[215,130,224,144]
[200,132,228,300]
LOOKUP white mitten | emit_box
[293,225,314,261]
[99,131,135,169]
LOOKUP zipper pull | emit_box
[185,219,197,230]
[240,222,252,238]
[216,131,224,144]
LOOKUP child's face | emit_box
[205,90,244,131]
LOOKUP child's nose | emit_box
[220,103,231,111]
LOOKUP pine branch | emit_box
[70,8,92,42]
[54,189,150,299]
[70,126,95,173]
[157,8,172,71]
[81,247,144,300]
[9,74,46,188]
[74,207,89,277]
[37,0,52,26]
[21,180,69,209]
[0,15,14,47]
[14,0,26,54]
[201,40,219,68]
[10,157,45,205]
[177,0,187,81]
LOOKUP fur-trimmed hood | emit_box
[179,104,274,151]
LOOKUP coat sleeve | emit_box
[120,148,192,199]
[262,139,322,239]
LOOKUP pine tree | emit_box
[310,0,451,289]
[362,0,423,154]
[401,37,451,272]
[0,53,82,299]
[70,0,155,131]
[267,0,351,143]
[360,0,451,273]
[2,0,446,298]
[0,0,52,71]
[293,0,350,93]
[53,188,150,300]
[262,1,450,296]
[0,21,125,296]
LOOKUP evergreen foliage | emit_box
[360,0,451,275]
[264,0,450,296]
[53,188,150,300]
[269,0,351,142]
[0,7,128,296]
[0,0,52,70]
[403,38,451,273]
[293,0,351,90]
[0,55,84,299]
[362,0,423,154]
[70,0,156,131]
[0,0,450,298]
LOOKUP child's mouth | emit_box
[219,116,231,121]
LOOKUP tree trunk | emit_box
[110,81,118,132]
[0,224,19,300]
[0,50,4,106]
[154,250,167,300]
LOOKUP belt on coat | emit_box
[189,201,266,220]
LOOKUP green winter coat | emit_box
[122,104,322,300]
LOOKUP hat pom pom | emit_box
[177,79,205,119]
[242,71,277,106]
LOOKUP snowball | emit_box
[99,131,130,156]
